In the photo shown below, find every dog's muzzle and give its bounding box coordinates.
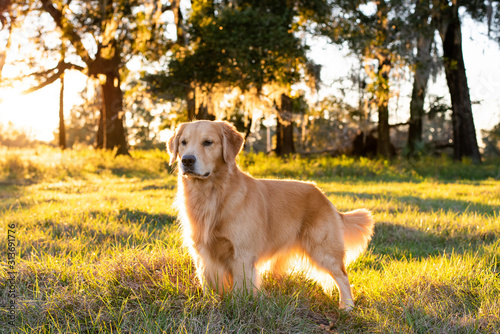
[181,155,211,179]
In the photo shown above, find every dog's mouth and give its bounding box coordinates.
[182,171,211,179]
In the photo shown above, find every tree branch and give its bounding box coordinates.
[162,3,172,12]
[40,0,91,65]
[22,61,84,94]
[0,16,13,81]
[22,71,62,94]
[389,121,410,128]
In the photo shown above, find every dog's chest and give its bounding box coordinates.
[183,185,223,246]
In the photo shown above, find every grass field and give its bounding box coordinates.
[1,146,499,333]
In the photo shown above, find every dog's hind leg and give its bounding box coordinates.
[269,254,290,278]
[302,230,355,310]
[268,247,303,278]
[314,251,354,310]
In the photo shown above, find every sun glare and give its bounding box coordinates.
[0,71,86,142]
[0,86,60,141]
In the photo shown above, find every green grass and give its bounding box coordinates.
[1,147,499,333]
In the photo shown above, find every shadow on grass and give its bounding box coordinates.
[0,192,63,213]
[18,210,178,258]
[368,221,498,262]
[71,209,176,227]
[141,184,176,191]
[0,185,23,211]
[331,191,500,216]
[395,194,499,216]
[116,209,176,226]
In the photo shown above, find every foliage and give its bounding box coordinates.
[2,0,184,154]
[0,146,173,183]
[2,0,500,160]
[296,96,363,153]
[145,0,328,123]
[460,0,500,44]
[323,0,412,157]
[491,1,500,43]
[423,95,452,139]
[0,0,14,79]
[64,86,100,148]
[0,122,40,147]
[123,78,170,149]
[177,0,306,91]
[19,0,175,70]
[0,148,499,333]
[482,121,500,157]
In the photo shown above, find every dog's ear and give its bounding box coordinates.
[220,121,244,164]
[167,123,186,165]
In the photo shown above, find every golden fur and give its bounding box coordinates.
[168,120,374,310]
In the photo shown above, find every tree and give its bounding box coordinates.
[324,1,498,161]
[325,0,408,158]
[431,0,495,163]
[0,0,13,80]
[399,0,500,161]
[124,79,169,149]
[58,71,66,149]
[15,0,182,155]
[275,94,295,155]
[407,0,435,154]
[65,85,100,148]
[146,0,328,155]
[481,121,500,157]
[298,95,362,154]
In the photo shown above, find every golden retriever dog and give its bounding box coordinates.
[168,120,374,310]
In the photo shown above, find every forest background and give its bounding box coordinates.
[1,0,500,162]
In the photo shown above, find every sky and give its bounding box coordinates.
[0,10,499,145]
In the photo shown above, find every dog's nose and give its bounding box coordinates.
[181,155,196,167]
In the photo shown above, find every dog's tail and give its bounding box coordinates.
[340,209,375,265]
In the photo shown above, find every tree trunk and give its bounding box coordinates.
[275,118,282,155]
[185,86,216,121]
[407,38,432,153]
[196,103,215,120]
[275,94,295,156]
[171,0,187,46]
[0,21,13,81]
[187,87,196,121]
[438,5,481,163]
[377,57,392,158]
[408,2,433,154]
[377,103,391,157]
[96,71,130,156]
[243,115,252,149]
[59,73,66,149]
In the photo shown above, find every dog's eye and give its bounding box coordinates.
[202,140,213,147]
[181,139,187,146]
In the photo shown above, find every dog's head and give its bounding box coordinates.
[167,121,244,179]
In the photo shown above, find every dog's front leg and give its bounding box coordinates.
[203,264,230,294]
[189,249,209,293]
[231,258,258,294]
[197,248,231,294]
